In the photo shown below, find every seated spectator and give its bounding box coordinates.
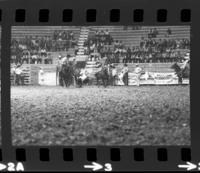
[43,53,52,64]
[167,28,172,35]
[11,55,16,64]
[53,30,58,40]
[95,30,99,37]
[22,50,30,64]
[152,28,159,38]
[40,48,47,56]
[148,29,153,38]
[119,41,123,49]
[58,31,63,41]
[30,53,38,64]
[100,34,106,43]
[148,53,153,62]
[69,31,74,40]
[99,30,105,37]
[114,40,120,49]
[89,42,96,53]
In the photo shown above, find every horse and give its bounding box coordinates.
[56,62,74,87]
[171,61,190,84]
[95,66,110,87]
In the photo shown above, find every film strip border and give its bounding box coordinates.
[0,0,200,171]
[0,147,192,162]
[0,147,194,171]
[0,8,192,23]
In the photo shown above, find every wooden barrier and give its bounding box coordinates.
[11,65,39,85]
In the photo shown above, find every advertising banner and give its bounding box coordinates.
[149,72,178,85]
[39,70,57,86]
[127,72,189,85]
[128,73,139,86]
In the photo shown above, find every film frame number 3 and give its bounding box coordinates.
[84,162,112,171]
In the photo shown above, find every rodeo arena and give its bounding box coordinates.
[11,26,190,145]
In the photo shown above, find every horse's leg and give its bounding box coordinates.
[60,76,63,86]
[97,78,100,87]
[96,78,98,87]
[108,76,111,86]
[67,76,70,87]
[64,76,68,87]
[111,76,114,86]
[104,79,107,87]
[106,78,109,87]
[177,72,182,85]
[86,78,90,85]
[103,78,106,87]
[62,77,66,87]
[107,76,110,86]
[104,78,107,87]
[68,76,71,86]
[67,75,71,87]
[63,75,68,87]
[59,72,63,86]
[65,75,69,87]
[78,78,82,87]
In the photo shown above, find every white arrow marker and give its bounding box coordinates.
[178,162,197,171]
[0,163,7,171]
[84,162,103,171]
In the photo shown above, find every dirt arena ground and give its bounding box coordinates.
[11,85,190,146]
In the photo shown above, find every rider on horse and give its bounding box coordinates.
[171,53,190,84]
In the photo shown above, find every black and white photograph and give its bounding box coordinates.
[11,26,190,145]
[0,26,1,145]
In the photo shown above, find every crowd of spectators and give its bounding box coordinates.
[84,29,114,54]
[53,30,75,41]
[147,28,159,38]
[123,26,142,30]
[147,28,172,38]
[121,38,190,63]
[12,30,76,53]
[85,28,190,64]
[83,29,129,64]
[11,48,53,65]
[11,27,190,65]
[11,30,77,64]
[102,38,190,64]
